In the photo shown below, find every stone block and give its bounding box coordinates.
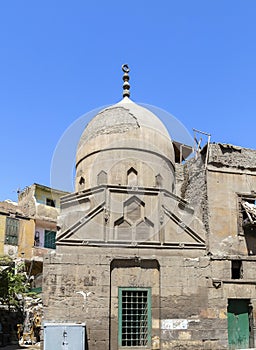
[88,340,107,350]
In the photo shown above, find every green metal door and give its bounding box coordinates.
[228,299,250,349]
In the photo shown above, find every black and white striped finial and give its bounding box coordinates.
[122,64,130,98]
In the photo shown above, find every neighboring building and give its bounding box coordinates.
[18,183,68,253]
[0,183,68,346]
[0,200,33,259]
[43,66,256,349]
[0,183,68,288]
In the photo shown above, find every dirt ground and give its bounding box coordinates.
[0,345,39,350]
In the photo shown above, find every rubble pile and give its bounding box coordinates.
[18,296,42,347]
[242,201,256,225]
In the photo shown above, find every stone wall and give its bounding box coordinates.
[43,246,233,349]
[43,143,256,349]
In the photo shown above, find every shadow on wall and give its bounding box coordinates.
[244,226,256,255]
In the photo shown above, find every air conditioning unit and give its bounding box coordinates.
[43,323,86,350]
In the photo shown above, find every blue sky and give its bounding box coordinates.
[1,1,256,201]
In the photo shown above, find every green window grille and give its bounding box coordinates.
[44,230,56,249]
[118,287,151,347]
[5,217,19,245]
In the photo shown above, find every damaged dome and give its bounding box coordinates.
[75,65,175,192]
[76,96,174,167]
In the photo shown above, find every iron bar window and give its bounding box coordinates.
[118,287,151,347]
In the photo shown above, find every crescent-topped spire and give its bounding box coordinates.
[122,64,130,98]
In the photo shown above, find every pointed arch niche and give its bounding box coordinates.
[97,170,107,185]
[114,196,154,243]
[127,167,138,186]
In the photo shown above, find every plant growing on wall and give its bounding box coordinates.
[0,256,29,310]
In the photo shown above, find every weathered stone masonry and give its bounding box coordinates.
[43,90,256,349]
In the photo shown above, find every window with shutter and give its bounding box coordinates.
[44,230,56,249]
[5,217,19,245]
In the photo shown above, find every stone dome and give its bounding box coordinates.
[75,97,175,192]
[77,97,174,162]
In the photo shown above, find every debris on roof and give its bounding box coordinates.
[242,201,256,225]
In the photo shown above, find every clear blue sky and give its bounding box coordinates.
[1,0,256,201]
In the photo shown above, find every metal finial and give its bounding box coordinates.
[122,64,130,98]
